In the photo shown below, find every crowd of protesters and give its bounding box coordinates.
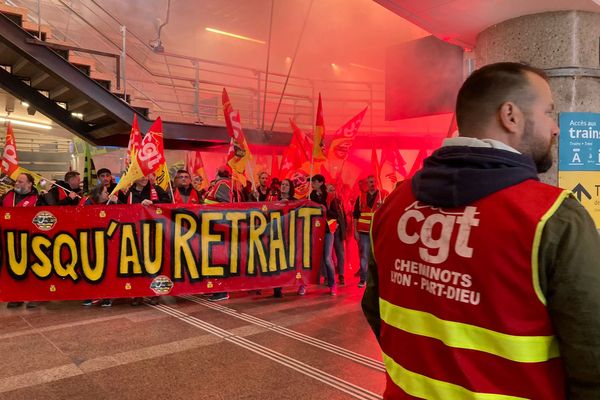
[0,165,389,307]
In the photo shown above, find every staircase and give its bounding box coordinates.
[0,3,289,149]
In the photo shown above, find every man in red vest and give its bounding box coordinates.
[353,175,387,288]
[1,172,39,208]
[2,173,40,308]
[173,169,202,204]
[362,62,600,399]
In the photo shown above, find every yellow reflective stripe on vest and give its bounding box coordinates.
[382,352,528,400]
[203,199,218,204]
[531,189,570,305]
[358,218,371,224]
[361,212,375,216]
[380,299,559,363]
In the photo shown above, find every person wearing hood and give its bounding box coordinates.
[362,62,600,399]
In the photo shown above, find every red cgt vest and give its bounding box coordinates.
[372,179,567,400]
[2,190,37,207]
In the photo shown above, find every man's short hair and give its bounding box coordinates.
[64,171,80,181]
[96,168,111,176]
[20,173,34,185]
[456,62,547,137]
[176,169,190,176]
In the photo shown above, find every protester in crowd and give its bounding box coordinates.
[307,174,336,296]
[79,182,119,205]
[327,184,347,285]
[125,174,170,305]
[362,62,600,399]
[1,172,40,207]
[353,175,387,287]
[173,169,202,205]
[125,174,171,205]
[251,171,271,201]
[192,175,207,200]
[272,178,296,298]
[204,166,238,204]
[204,166,237,301]
[270,177,281,200]
[81,183,116,307]
[41,171,82,206]
[96,167,125,203]
[2,173,41,309]
[353,179,367,278]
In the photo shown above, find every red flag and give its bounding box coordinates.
[111,117,167,196]
[312,93,327,161]
[186,151,209,190]
[1,122,19,179]
[280,118,311,179]
[329,107,367,163]
[126,114,142,168]
[371,147,382,190]
[380,147,408,187]
[138,118,166,176]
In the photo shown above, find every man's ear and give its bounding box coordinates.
[498,101,523,134]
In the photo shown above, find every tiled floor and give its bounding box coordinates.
[0,278,385,399]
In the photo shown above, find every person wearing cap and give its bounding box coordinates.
[96,167,126,203]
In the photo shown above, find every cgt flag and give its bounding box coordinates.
[110,118,167,196]
[329,107,367,163]
[280,118,311,179]
[1,122,19,180]
[1,122,44,184]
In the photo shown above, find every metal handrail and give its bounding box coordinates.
[10,0,391,134]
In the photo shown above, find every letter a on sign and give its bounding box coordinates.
[572,152,581,163]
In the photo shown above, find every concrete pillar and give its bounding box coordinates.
[476,10,600,185]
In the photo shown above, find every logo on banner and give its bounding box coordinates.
[32,211,57,231]
[150,275,174,295]
[138,142,162,171]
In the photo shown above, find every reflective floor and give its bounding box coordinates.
[0,276,385,400]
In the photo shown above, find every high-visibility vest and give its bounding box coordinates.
[2,190,37,207]
[371,179,567,399]
[204,179,233,204]
[173,186,200,204]
[356,190,386,233]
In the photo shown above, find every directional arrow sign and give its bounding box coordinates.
[572,183,592,201]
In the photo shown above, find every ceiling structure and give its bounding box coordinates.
[375,0,600,49]
[3,0,600,156]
